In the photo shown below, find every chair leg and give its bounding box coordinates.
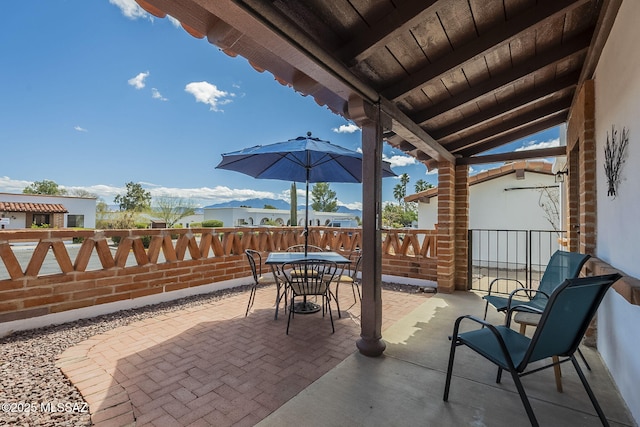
[286,295,294,335]
[577,348,592,371]
[483,299,490,321]
[571,356,610,426]
[509,370,540,427]
[326,293,335,333]
[333,282,342,318]
[245,285,257,317]
[443,336,459,401]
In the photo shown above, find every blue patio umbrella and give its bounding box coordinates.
[216,132,396,254]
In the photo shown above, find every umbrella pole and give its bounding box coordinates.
[304,171,309,257]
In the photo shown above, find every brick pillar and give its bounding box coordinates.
[454,164,469,290]
[567,148,580,251]
[567,79,597,256]
[437,162,456,293]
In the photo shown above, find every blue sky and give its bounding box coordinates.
[0,0,560,210]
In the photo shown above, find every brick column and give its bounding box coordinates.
[567,79,597,256]
[437,162,456,292]
[454,164,469,289]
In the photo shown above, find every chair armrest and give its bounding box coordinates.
[505,289,549,327]
[450,315,517,370]
[487,277,525,295]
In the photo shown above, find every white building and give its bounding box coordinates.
[406,161,558,231]
[203,206,357,227]
[0,192,96,229]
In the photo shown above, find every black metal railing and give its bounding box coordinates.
[468,229,567,293]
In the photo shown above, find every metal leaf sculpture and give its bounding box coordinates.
[604,126,629,198]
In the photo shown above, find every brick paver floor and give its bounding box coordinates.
[57,284,432,426]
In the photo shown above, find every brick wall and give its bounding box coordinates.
[567,79,597,255]
[0,254,251,323]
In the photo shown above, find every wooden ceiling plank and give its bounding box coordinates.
[430,71,578,139]
[446,97,571,152]
[457,146,567,165]
[336,0,440,64]
[382,0,589,101]
[458,113,567,157]
[410,30,591,124]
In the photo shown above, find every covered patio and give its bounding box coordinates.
[53,284,633,426]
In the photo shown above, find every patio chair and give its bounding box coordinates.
[326,250,362,318]
[444,273,621,427]
[282,259,338,334]
[482,250,591,321]
[244,249,278,317]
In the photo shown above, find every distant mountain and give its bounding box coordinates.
[205,198,361,217]
[205,198,290,210]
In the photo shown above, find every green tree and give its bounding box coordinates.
[23,179,67,195]
[382,203,417,228]
[114,182,151,212]
[69,189,97,198]
[310,182,338,212]
[414,179,433,193]
[151,196,198,227]
[393,183,406,205]
[290,182,297,226]
[263,204,277,209]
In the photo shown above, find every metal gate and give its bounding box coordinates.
[468,229,567,293]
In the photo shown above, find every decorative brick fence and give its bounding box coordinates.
[0,227,437,326]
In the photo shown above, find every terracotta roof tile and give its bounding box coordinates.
[0,202,68,213]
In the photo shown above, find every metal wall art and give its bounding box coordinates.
[604,125,629,199]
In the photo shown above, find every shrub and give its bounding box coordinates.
[202,220,223,228]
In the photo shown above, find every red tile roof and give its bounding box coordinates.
[0,202,68,213]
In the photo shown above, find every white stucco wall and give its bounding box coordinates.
[204,207,356,227]
[416,171,557,231]
[593,1,640,422]
[0,193,96,229]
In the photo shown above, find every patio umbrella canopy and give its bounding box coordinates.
[216,132,396,253]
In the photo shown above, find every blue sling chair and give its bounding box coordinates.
[483,250,591,321]
[444,273,622,427]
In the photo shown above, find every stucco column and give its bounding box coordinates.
[349,98,385,357]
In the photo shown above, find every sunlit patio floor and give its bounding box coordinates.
[57,285,635,427]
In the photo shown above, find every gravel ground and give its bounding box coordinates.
[0,282,430,426]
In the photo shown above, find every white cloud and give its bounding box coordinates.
[337,201,362,211]
[74,126,87,132]
[0,176,33,194]
[332,123,360,134]
[185,81,234,112]
[425,168,438,175]
[383,154,417,168]
[109,0,152,20]
[128,71,149,89]
[515,138,560,151]
[151,88,168,101]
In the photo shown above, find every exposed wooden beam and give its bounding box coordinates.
[445,97,572,152]
[458,113,567,157]
[336,0,439,65]
[380,99,455,163]
[235,0,453,163]
[429,72,578,140]
[382,0,589,101]
[408,31,591,124]
[457,146,567,165]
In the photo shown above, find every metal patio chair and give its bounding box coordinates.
[244,249,278,317]
[326,250,362,317]
[444,273,622,427]
[483,250,591,321]
[282,259,338,334]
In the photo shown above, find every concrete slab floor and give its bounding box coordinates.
[258,292,635,427]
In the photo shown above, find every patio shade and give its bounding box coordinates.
[216,132,396,253]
